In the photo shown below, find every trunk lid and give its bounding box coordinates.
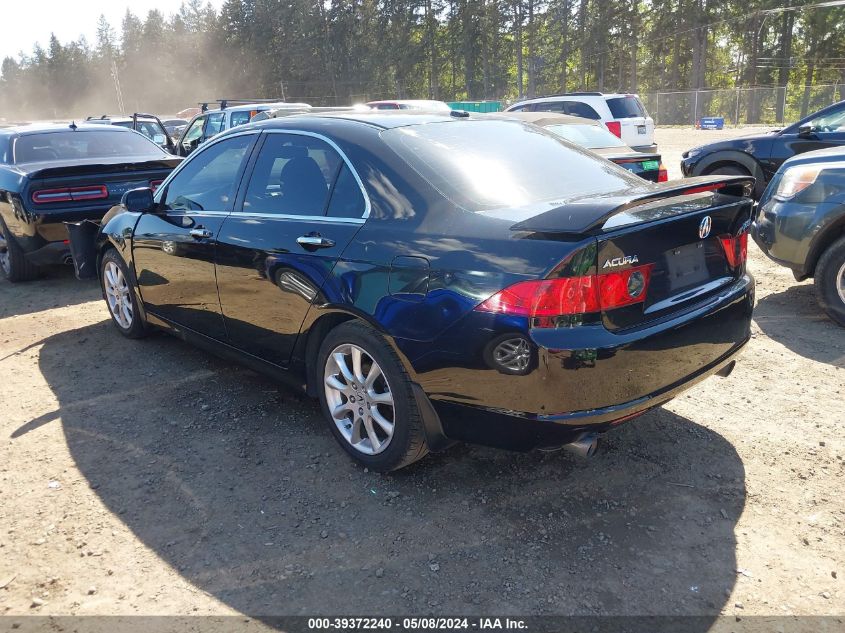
[596,193,752,330]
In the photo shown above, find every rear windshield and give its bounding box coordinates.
[14,130,162,163]
[606,96,646,118]
[544,123,627,149]
[380,120,640,212]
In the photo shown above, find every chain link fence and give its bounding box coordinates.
[642,84,844,126]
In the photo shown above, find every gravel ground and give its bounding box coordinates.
[0,127,843,624]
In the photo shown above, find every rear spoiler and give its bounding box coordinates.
[19,158,180,181]
[510,175,754,236]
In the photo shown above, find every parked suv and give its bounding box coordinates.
[752,145,845,326]
[177,100,312,156]
[505,93,657,153]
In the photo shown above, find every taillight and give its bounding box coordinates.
[605,121,622,138]
[150,179,164,192]
[657,164,668,182]
[31,185,108,204]
[475,264,654,327]
[720,232,748,268]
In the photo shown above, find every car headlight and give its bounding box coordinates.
[684,148,702,159]
[775,165,821,200]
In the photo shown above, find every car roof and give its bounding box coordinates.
[231,111,470,133]
[493,112,600,127]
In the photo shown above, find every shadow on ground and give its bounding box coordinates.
[0,267,100,319]
[754,284,845,367]
[23,321,746,622]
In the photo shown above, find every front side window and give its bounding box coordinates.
[241,133,341,216]
[381,119,640,212]
[162,134,254,212]
[204,112,226,138]
[805,104,845,133]
[14,130,162,163]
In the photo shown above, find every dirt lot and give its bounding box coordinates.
[0,127,843,625]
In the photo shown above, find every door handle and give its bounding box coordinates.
[296,235,335,249]
[189,228,213,239]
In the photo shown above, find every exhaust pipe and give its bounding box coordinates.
[62,255,74,266]
[563,432,600,458]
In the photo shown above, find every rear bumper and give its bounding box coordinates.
[428,274,754,451]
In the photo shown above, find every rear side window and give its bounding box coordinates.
[606,97,646,118]
[241,133,341,216]
[532,100,601,119]
[230,111,252,127]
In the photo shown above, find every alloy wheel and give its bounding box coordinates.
[104,261,133,329]
[493,337,531,372]
[324,343,395,455]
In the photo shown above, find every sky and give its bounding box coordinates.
[1,0,225,61]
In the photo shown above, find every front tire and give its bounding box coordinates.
[814,235,845,327]
[101,249,147,338]
[317,321,429,471]
[0,217,40,282]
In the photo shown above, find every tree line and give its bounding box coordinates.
[1,0,843,120]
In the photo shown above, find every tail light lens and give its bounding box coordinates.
[150,179,164,192]
[605,121,622,138]
[720,232,748,268]
[657,164,668,182]
[475,264,654,327]
[32,185,108,204]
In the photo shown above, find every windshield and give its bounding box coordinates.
[543,123,627,149]
[14,130,162,163]
[381,120,640,211]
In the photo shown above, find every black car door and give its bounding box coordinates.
[214,131,367,367]
[774,102,845,174]
[132,132,257,339]
[179,115,206,156]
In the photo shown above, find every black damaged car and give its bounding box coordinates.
[74,112,756,471]
[0,123,181,281]
[681,99,845,198]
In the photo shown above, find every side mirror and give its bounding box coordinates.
[122,187,156,213]
[798,124,815,138]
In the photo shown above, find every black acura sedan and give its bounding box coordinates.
[74,112,755,471]
[0,124,181,281]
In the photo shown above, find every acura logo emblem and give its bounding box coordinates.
[699,216,712,239]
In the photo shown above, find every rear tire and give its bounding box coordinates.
[100,249,147,338]
[814,235,845,327]
[317,321,429,472]
[0,217,40,282]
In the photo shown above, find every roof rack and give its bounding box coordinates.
[198,98,283,112]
